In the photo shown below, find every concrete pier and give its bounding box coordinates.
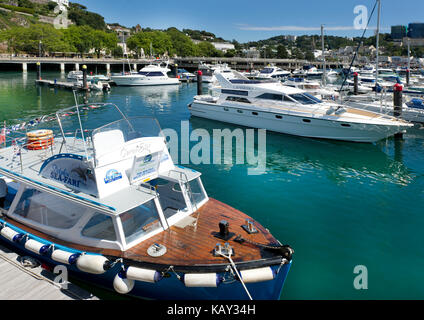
[0,243,98,300]
[22,63,27,73]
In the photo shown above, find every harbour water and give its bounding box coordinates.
[1,71,424,300]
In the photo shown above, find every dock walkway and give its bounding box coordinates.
[0,243,98,300]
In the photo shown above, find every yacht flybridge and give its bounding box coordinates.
[111,62,180,86]
[0,103,293,300]
[189,72,413,143]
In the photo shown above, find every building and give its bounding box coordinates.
[408,23,424,39]
[107,25,132,54]
[211,42,235,53]
[391,25,407,41]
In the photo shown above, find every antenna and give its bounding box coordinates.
[73,90,88,158]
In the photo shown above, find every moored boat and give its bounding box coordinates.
[189,71,413,143]
[0,103,293,300]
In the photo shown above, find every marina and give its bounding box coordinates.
[0,71,423,301]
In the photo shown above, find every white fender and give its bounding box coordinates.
[240,267,275,284]
[113,273,135,294]
[0,227,20,242]
[24,239,48,255]
[76,254,109,274]
[183,273,221,288]
[52,249,78,265]
[126,267,162,283]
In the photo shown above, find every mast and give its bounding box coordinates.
[375,0,381,93]
[321,25,326,86]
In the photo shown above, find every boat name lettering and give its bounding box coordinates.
[50,165,81,188]
[121,143,152,158]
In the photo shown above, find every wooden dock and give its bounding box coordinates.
[35,79,88,91]
[0,243,98,300]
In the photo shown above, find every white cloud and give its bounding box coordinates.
[236,24,389,32]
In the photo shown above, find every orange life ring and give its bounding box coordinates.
[26,130,54,150]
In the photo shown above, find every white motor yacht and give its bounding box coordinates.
[283,78,339,101]
[255,65,290,80]
[189,72,413,143]
[111,62,179,86]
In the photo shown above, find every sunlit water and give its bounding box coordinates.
[0,71,423,300]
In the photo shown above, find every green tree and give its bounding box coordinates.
[127,30,174,57]
[276,45,289,59]
[62,25,94,56]
[166,27,197,57]
[91,30,118,58]
[196,41,222,57]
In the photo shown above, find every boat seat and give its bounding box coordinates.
[93,129,125,167]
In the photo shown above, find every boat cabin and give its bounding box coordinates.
[0,105,208,252]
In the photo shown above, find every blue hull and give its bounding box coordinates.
[0,220,292,300]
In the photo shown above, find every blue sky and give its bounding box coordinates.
[76,0,424,42]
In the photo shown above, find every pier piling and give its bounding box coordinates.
[82,65,88,90]
[36,62,41,80]
[353,72,359,95]
[393,83,403,139]
[197,71,203,95]
[406,69,410,87]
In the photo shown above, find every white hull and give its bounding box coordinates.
[111,76,180,86]
[189,101,407,143]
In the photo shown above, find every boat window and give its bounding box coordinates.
[148,179,187,220]
[186,178,206,207]
[289,93,322,105]
[13,188,85,229]
[82,213,116,241]
[226,97,251,104]
[221,89,248,96]
[260,68,274,74]
[304,84,320,89]
[138,71,165,77]
[256,93,283,101]
[120,200,162,244]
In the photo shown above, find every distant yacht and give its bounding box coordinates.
[111,62,180,86]
[198,62,232,83]
[67,71,110,82]
[189,71,412,143]
[255,65,290,80]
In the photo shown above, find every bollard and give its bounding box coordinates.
[36,62,41,80]
[393,83,403,139]
[353,72,359,95]
[82,65,88,90]
[406,69,410,87]
[197,71,203,96]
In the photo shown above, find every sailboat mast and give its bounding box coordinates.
[321,25,326,86]
[375,0,381,92]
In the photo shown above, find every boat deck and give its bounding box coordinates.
[3,198,286,272]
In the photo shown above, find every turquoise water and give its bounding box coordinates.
[1,71,424,300]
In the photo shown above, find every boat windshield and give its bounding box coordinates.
[138,71,165,77]
[120,199,163,245]
[260,68,274,74]
[92,117,164,145]
[289,93,322,105]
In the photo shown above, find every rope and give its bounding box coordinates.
[339,0,378,93]
[218,251,253,301]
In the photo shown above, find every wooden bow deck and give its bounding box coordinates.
[3,198,285,272]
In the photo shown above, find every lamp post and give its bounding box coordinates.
[39,40,42,58]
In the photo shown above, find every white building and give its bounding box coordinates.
[51,0,69,7]
[211,42,235,53]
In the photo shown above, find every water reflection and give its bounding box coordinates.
[189,117,414,186]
